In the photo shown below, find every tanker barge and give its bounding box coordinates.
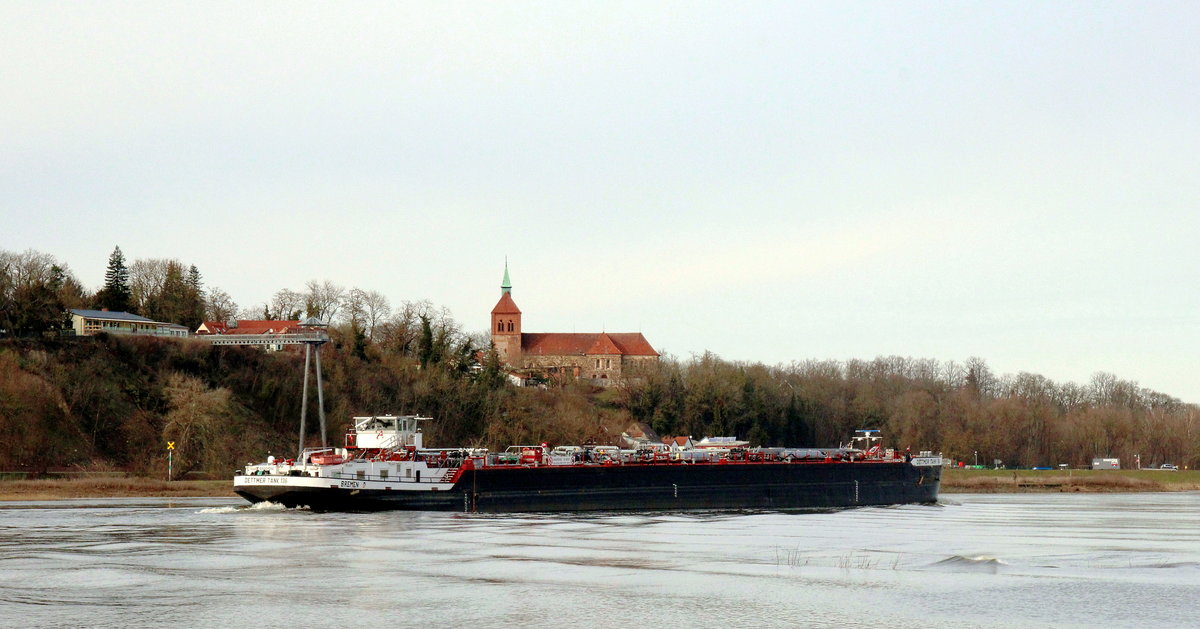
[233,415,942,512]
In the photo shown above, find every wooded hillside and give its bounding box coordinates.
[1,334,1196,477]
[3,245,1196,476]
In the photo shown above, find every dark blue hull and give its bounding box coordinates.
[236,461,941,512]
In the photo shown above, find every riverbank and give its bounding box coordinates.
[3,469,1198,501]
[941,468,1200,493]
[0,478,231,501]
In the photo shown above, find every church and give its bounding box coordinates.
[490,264,659,384]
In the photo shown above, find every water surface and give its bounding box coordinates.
[1,493,1197,628]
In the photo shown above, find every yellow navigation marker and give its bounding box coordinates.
[167,441,175,450]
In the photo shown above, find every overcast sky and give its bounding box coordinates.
[3,2,1197,401]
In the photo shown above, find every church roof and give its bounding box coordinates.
[587,333,622,355]
[521,332,658,357]
[606,333,659,356]
[491,292,522,315]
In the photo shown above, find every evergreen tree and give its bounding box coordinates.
[95,246,131,312]
[351,320,369,361]
[187,265,201,292]
[417,314,434,367]
[157,262,187,324]
[181,264,205,330]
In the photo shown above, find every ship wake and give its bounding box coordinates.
[198,501,310,514]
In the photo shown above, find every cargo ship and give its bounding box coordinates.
[233,415,942,512]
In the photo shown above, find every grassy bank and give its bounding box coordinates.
[942,468,1200,493]
[0,478,231,501]
[4,469,1198,502]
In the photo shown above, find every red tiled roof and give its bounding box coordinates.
[491,293,521,315]
[196,321,228,334]
[605,333,658,356]
[587,333,622,355]
[197,320,303,335]
[521,332,658,357]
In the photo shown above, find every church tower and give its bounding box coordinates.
[490,261,522,365]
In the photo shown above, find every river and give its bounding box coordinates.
[1,492,1197,628]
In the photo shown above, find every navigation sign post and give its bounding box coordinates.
[167,441,175,481]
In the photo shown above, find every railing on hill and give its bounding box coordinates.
[201,333,329,346]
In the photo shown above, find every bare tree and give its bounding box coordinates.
[0,249,88,335]
[128,258,170,316]
[343,287,368,325]
[376,299,435,355]
[237,306,264,320]
[205,287,238,323]
[362,289,391,341]
[161,373,235,478]
[2,249,54,286]
[342,287,392,339]
[303,280,345,323]
[269,289,304,320]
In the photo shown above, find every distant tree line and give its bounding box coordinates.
[1,246,235,335]
[0,250,88,337]
[2,246,1197,477]
[617,354,1199,470]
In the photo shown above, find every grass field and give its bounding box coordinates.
[942,468,1200,493]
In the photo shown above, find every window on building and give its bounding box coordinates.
[497,321,503,332]
[604,359,611,369]
[507,321,514,332]
[595,359,600,369]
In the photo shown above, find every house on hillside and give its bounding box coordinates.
[68,309,188,338]
[489,263,659,385]
[195,318,317,351]
[195,319,304,335]
[662,436,695,452]
[157,323,190,337]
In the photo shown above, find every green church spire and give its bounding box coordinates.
[501,258,512,295]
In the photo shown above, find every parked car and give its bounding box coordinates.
[1160,464,1178,471]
